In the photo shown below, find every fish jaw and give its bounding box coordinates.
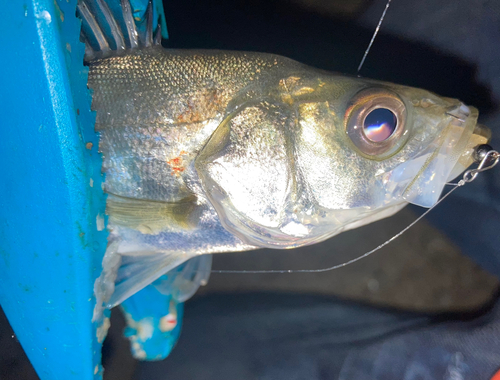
[396,103,481,207]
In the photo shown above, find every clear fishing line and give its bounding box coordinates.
[205,0,499,275]
[357,0,393,74]
[207,151,499,275]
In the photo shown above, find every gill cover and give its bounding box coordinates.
[195,101,297,248]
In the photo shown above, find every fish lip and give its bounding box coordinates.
[471,123,492,143]
[402,103,479,208]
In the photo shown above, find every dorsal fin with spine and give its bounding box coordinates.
[77,0,162,62]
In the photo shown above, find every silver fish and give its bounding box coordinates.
[81,0,490,307]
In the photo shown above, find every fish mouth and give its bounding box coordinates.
[402,103,490,208]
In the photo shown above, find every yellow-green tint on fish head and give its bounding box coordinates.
[195,72,483,248]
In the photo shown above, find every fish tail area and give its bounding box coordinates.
[105,252,212,308]
[77,0,163,62]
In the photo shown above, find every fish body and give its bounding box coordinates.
[82,1,489,306]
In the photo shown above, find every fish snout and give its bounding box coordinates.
[402,103,484,207]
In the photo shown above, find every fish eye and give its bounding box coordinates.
[345,88,407,158]
[363,108,397,142]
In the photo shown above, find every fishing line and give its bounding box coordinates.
[357,0,393,74]
[210,150,499,275]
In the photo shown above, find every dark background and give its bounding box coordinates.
[2,0,500,378]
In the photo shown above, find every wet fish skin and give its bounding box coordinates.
[89,47,481,251]
[90,48,299,203]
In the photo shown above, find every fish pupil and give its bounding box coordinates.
[363,108,397,142]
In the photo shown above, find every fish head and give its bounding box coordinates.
[195,73,490,248]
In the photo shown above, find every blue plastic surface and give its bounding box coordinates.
[0,0,180,376]
[0,0,107,378]
[121,282,184,360]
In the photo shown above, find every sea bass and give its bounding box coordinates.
[81,0,490,307]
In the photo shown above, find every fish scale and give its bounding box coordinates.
[89,48,296,203]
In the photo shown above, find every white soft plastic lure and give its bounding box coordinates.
[80,0,491,311]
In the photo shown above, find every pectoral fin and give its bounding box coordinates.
[108,252,212,307]
[106,194,199,234]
